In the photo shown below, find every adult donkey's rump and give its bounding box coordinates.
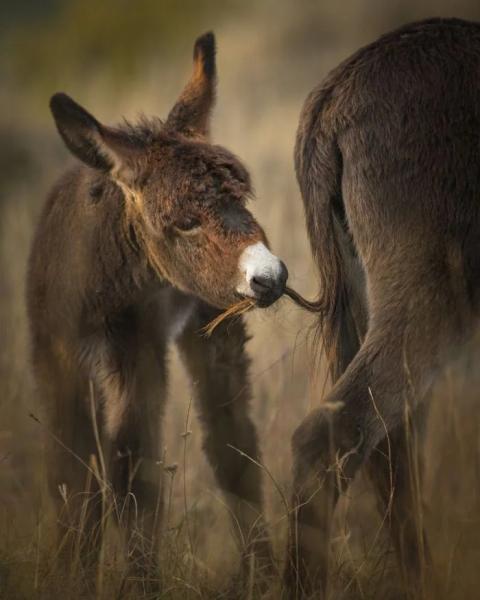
[27,32,287,580]
[287,17,480,598]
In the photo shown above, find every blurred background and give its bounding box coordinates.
[3,1,480,598]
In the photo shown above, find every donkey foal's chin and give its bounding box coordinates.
[237,241,288,308]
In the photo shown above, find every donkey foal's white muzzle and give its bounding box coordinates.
[236,242,288,307]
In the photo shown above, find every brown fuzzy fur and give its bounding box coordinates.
[27,32,273,582]
[287,18,480,598]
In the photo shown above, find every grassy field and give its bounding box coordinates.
[2,1,480,598]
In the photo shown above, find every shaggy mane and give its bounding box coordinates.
[117,115,165,146]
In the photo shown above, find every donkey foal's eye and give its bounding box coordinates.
[175,217,202,233]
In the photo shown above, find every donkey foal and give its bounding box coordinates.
[27,32,287,584]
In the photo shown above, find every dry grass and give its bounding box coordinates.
[200,287,320,338]
[3,2,480,599]
[202,299,256,337]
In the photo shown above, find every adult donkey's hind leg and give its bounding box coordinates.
[177,302,274,581]
[285,302,453,599]
[366,408,431,599]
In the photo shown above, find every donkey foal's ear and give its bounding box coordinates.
[50,93,113,170]
[193,31,216,80]
[50,93,138,185]
[166,31,217,138]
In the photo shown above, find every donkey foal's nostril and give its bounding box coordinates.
[251,276,274,294]
[252,276,272,289]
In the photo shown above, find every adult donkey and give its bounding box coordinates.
[27,32,287,578]
[286,17,480,598]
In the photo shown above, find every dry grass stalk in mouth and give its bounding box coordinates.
[201,298,255,336]
[202,286,321,337]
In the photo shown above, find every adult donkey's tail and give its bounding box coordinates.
[294,84,367,382]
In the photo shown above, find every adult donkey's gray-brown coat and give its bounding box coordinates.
[27,32,287,578]
[287,17,480,598]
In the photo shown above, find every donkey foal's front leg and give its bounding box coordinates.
[89,327,166,586]
[177,304,274,584]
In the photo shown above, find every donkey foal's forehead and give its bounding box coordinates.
[120,121,253,212]
[155,139,252,200]
[176,141,250,186]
